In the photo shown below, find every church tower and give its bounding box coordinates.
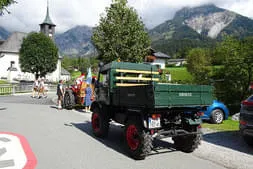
[39,0,63,82]
[40,0,56,41]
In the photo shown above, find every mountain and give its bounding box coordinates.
[149,4,253,57]
[0,26,10,40]
[2,4,253,57]
[55,25,95,57]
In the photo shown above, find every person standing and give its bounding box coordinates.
[57,80,64,110]
[37,78,46,99]
[31,78,39,98]
[84,83,92,112]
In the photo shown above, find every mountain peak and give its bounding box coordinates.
[149,4,253,56]
[55,25,94,57]
[174,4,225,21]
[173,4,236,38]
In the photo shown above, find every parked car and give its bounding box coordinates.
[239,94,253,146]
[201,100,229,124]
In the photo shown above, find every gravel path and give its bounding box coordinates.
[193,128,253,169]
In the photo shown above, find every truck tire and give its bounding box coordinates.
[210,109,224,124]
[124,120,153,160]
[243,135,253,146]
[91,107,109,138]
[173,128,201,153]
[64,90,75,110]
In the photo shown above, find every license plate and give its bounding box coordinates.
[148,117,161,129]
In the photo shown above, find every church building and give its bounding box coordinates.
[0,2,70,82]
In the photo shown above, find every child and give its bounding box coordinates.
[31,79,39,98]
[37,78,45,99]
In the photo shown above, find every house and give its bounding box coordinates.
[167,59,187,67]
[0,2,70,82]
[59,68,71,82]
[146,51,171,69]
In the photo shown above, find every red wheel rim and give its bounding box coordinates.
[126,125,140,150]
[92,113,100,132]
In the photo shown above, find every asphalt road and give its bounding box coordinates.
[0,94,250,169]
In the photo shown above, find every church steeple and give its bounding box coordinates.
[42,0,55,25]
[40,0,56,40]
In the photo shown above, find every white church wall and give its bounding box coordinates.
[0,52,36,81]
[61,75,71,82]
[0,52,19,79]
[0,52,64,82]
[46,59,61,82]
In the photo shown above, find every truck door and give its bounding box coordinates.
[96,70,110,105]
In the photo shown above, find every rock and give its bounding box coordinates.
[232,113,240,121]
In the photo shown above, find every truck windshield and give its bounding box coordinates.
[99,72,109,87]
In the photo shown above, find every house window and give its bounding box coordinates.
[10,61,15,67]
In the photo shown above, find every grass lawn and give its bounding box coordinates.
[202,116,239,131]
[71,71,82,80]
[71,71,97,80]
[71,67,193,82]
[0,80,8,84]
[165,67,193,82]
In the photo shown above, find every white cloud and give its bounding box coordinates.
[219,0,253,18]
[0,0,252,33]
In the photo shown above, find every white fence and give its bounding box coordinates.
[0,83,57,95]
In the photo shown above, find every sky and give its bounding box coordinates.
[0,0,253,33]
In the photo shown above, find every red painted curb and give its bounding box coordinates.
[0,132,37,169]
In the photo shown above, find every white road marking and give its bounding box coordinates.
[0,134,27,169]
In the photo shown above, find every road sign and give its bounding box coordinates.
[0,132,37,169]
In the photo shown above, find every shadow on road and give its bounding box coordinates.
[74,109,86,113]
[203,130,253,155]
[150,139,177,156]
[50,105,58,109]
[69,121,177,159]
[70,121,130,158]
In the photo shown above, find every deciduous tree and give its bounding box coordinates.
[0,0,16,15]
[92,0,150,63]
[19,32,58,78]
[214,36,253,109]
[186,48,211,84]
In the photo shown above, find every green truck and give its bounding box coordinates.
[91,61,213,159]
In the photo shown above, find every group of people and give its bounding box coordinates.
[31,71,95,111]
[31,78,48,99]
[74,73,95,112]
[56,73,96,111]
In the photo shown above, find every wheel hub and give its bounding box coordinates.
[92,113,100,132]
[215,111,223,123]
[126,125,140,150]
